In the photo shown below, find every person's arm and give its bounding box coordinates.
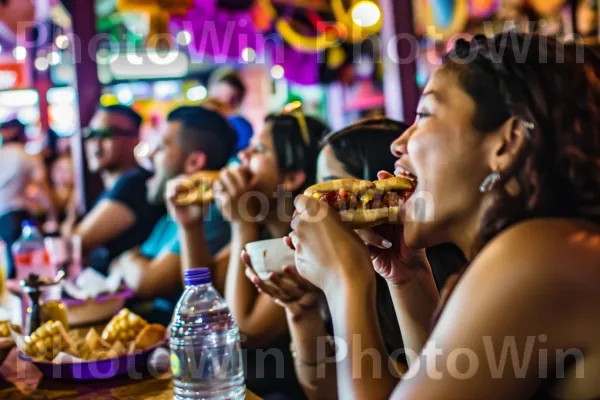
[225,222,288,349]
[287,308,338,400]
[215,167,289,349]
[74,199,136,253]
[355,227,440,368]
[386,267,440,366]
[114,249,182,298]
[391,221,579,399]
[177,225,230,295]
[179,224,213,276]
[323,220,582,400]
[244,258,338,399]
[212,244,230,295]
[325,271,400,400]
[166,177,229,294]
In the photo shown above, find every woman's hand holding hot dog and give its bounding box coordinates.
[288,171,439,370]
[355,171,430,288]
[288,171,430,290]
[287,194,374,292]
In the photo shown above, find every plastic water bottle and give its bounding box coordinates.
[12,221,54,281]
[169,268,245,400]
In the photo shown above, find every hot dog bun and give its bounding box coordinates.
[304,179,375,197]
[174,170,221,206]
[304,176,414,228]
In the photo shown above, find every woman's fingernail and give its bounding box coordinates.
[382,240,393,248]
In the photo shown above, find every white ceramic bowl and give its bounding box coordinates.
[245,239,296,280]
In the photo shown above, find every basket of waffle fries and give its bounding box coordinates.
[15,309,167,380]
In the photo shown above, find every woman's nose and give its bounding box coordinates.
[391,125,415,158]
[237,148,250,164]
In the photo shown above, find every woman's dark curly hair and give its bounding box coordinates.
[442,32,600,254]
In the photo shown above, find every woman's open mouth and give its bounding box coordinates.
[395,166,416,180]
[394,164,418,201]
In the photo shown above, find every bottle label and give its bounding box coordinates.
[170,351,182,378]
[14,250,55,281]
[169,343,244,381]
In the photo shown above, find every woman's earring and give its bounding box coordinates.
[479,171,501,193]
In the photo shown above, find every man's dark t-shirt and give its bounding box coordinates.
[89,167,165,273]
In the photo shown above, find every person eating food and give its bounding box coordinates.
[242,117,466,399]
[287,33,600,399]
[167,103,328,398]
[109,106,234,326]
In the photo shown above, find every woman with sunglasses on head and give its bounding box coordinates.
[287,33,600,399]
[168,104,328,398]
[244,117,466,399]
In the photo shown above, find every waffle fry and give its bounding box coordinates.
[134,324,167,351]
[0,321,21,337]
[101,308,148,344]
[23,321,75,361]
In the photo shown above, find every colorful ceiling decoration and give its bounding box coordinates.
[415,0,470,40]
[252,0,382,52]
[169,0,322,84]
[116,0,194,47]
[413,0,569,40]
[169,0,262,59]
[469,0,497,18]
[529,0,565,17]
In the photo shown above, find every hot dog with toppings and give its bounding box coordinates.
[304,176,415,228]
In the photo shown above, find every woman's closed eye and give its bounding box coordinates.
[251,143,267,154]
[415,111,431,120]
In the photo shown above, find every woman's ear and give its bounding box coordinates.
[183,151,207,174]
[490,117,528,174]
[282,171,307,192]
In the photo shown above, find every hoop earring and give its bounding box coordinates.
[479,171,501,193]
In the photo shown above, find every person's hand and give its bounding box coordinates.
[286,195,373,292]
[214,166,261,224]
[165,176,206,230]
[355,171,429,288]
[242,250,323,320]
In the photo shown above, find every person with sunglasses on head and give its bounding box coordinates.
[64,105,165,274]
[167,102,328,398]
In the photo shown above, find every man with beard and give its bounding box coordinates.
[67,105,165,273]
[109,106,234,325]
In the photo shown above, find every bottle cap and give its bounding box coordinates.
[21,220,36,229]
[184,268,211,286]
